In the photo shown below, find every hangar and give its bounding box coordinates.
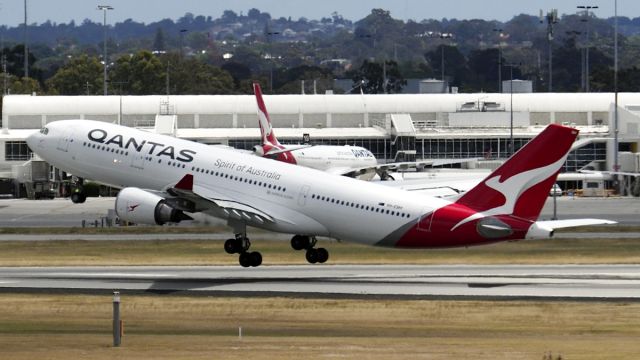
[2,92,640,197]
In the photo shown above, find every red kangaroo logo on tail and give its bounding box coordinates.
[253,82,296,164]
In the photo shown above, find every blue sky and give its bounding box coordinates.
[0,0,637,27]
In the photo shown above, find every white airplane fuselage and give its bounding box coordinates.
[29,120,450,246]
[280,144,378,175]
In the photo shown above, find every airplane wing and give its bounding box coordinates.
[377,177,482,198]
[339,158,481,179]
[579,170,640,177]
[264,144,312,156]
[166,174,277,225]
[536,218,617,229]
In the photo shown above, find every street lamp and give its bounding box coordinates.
[577,5,598,92]
[179,29,188,58]
[23,0,28,78]
[439,33,453,83]
[98,5,114,96]
[540,9,558,92]
[566,30,584,90]
[266,29,280,93]
[493,28,503,92]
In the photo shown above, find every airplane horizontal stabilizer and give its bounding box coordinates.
[536,218,617,229]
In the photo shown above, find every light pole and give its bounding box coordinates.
[439,33,453,83]
[566,30,584,90]
[504,63,520,157]
[179,29,188,58]
[540,9,558,92]
[614,0,620,193]
[98,5,113,96]
[23,0,28,78]
[493,28,503,92]
[577,5,598,92]
[266,29,280,93]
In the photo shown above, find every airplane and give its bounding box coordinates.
[252,83,473,180]
[26,120,615,267]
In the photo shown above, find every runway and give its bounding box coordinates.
[1,196,639,227]
[1,265,639,300]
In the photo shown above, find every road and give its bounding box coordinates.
[1,265,639,300]
[0,196,638,227]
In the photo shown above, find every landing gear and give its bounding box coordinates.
[70,191,87,204]
[224,232,262,267]
[70,177,86,204]
[291,235,329,264]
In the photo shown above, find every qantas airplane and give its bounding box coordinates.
[252,83,467,180]
[252,82,377,179]
[26,120,614,267]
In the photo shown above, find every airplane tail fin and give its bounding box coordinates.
[253,82,281,147]
[454,124,578,221]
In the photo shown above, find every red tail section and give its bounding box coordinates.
[252,82,296,164]
[253,82,281,147]
[390,124,579,249]
[455,124,578,221]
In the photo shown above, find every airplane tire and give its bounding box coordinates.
[239,252,252,268]
[291,235,309,250]
[71,192,87,204]
[305,248,318,264]
[316,248,329,263]
[250,252,262,267]
[224,239,237,254]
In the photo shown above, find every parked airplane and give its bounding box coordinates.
[27,121,614,267]
[252,83,471,180]
[252,82,377,179]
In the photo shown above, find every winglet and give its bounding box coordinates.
[175,174,193,191]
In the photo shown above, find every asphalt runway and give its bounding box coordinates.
[1,265,639,300]
[0,196,639,227]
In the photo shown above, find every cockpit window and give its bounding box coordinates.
[39,127,49,135]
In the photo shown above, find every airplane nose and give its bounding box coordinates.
[26,131,38,151]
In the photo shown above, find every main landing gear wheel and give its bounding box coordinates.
[70,192,87,204]
[224,234,262,267]
[239,251,262,268]
[291,235,329,264]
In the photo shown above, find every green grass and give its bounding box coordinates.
[0,294,639,360]
[1,235,640,266]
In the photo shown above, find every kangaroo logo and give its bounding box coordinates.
[451,154,568,230]
[127,204,140,212]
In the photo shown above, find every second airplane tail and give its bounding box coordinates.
[253,82,281,148]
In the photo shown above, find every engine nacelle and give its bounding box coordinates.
[253,145,266,157]
[115,187,192,225]
[525,222,554,240]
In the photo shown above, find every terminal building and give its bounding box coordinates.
[2,92,640,198]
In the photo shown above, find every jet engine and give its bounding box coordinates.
[115,187,192,225]
[253,145,266,157]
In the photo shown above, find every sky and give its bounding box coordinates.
[0,0,638,27]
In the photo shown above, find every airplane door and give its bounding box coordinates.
[130,153,146,170]
[56,128,74,152]
[417,208,435,232]
[298,185,310,207]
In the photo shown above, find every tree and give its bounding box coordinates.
[347,59,406,94]
[274,65,334,94]
[5,76,42,94]
[45,55,103,95]
[110,50,166,94]
[221,62,253,89]
[424,45,469,87]
[153,28,166,52]
[161,53,234,94]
